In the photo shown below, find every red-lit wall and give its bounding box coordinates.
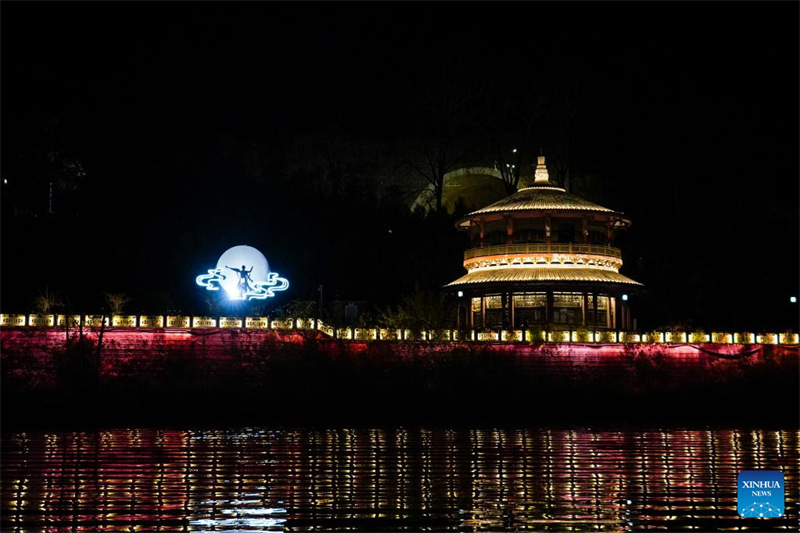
[1,327,796,391]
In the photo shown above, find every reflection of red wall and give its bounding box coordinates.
[1,328,796,390]
[3,427,798,531]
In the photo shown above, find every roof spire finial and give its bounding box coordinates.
[534,152,550,184]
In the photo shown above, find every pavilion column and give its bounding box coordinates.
[501,292,508,329]
[625,304,631,331]
[582,217,589,243]
[592,292,598,331]
[469,297,474,329]
[510,293,515,329]
[506,217,514,244]
[546,290,554,325]
[582,292,588,326]
[479,219,485,247]
[621,303,628,330]
[606,296,612,329]
[481,296,486,329]
[545,215,552,250]
[611,296,617,330]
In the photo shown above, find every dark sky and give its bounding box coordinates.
[1,2,798,329]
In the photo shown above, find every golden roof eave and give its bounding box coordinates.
[445,267,643,288]
[455,185,631,228]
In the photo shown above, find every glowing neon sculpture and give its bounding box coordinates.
[196,245,289,301]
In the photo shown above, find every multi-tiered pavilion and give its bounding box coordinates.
[446,156,641,330]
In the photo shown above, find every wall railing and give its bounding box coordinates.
[464,243,622,260]
[1,313,797,345]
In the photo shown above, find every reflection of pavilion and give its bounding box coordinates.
[6,428,797,530]
[446,155,642,330]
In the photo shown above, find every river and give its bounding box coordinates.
[2,427,797,531]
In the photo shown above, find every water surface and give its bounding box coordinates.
[2,428,798,531]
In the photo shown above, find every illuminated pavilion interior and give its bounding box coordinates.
[446,155,641,330]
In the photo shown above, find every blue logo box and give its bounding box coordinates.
[738,470,784,517]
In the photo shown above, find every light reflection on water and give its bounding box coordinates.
[1,428,798,531]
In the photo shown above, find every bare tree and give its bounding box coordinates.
[79,293,131,384]
[5,118,86,218]
[44,117,86,215]
[406,67,484,213]
[104,293,130,316]
[545,83,590,191]
[485,86,545,195]
[34,287,63,315]
[283,134,375,200]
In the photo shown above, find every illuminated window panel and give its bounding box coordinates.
[513,293,546,308]
[484,295,502,310]
[553,292,583,307]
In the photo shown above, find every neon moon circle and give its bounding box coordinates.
[195,245,289,301]
[216,245,269,299]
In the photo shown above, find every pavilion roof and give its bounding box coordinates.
[459,155,628,224]
[445,266,642,287]
[466,186,619,216]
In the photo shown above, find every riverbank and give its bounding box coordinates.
[2,328,797,429]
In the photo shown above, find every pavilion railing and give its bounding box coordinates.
[1,313,797,345]
[464,243,622,260]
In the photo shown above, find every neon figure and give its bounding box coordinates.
[226,264,254,299]
[197,246,290,301]
[196,269,224,291]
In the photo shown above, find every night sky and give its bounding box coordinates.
[2,2,798,330]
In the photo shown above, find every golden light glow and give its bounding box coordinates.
[245,316,269,329]
[464,252,623,273]
[512,293,546,308]
[112,315,137,327]
[219,317,243,328]
[354,328,377,340]
[139,315,164,328]
[0,313,796,345]
[28,314,55,327]
[317,320,336,337]
[665,331,687,343]
[0,314,26,326]
[756,333,777,344]
[447,267,642,286]
[166,316,190,328]
[464,242,622,260]
[296,318,315,330]
[191,317,217,328]
[271,318,294,329]
[533,155,551,183]
[82,315,109,327]
[56,314,81,327]
[465,187,618,216]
